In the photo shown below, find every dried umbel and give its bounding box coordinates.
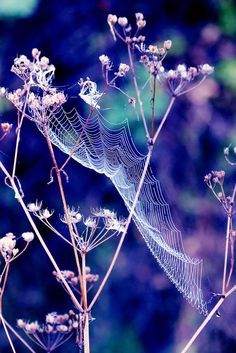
[53,267,99,293]
[11,49,55,88]
[0,233,17,260]
[17,311,80,351]
[156,63,214,96]
[0,231,34,262]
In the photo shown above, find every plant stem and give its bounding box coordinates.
[222,214,231,294]
[0,161,83,312]
[1,315,17,353]
[0,263,10,317]
[181,285,236,353]
[12,87,30,178]
[42,124,86,306]
[151,75,157,139]
[88,144,153,311]
[222,184,236,293]
[82,252,90,353]
[153,96,175,144]
[127,44,150,140]
[3,317,37,353]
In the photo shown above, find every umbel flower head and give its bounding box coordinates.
[59,206,126,253]
[0,233,17,260]
[17,311,79,352]
[156,63,214,96]
[11,48,55,88]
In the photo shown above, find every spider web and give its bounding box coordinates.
[38,107,208,315]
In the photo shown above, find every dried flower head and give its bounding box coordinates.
[99,54,110,66]
[21,232,34,242]
[118,17,128,27]
[107,14,117,25]
[17,311,79,352]
[116,63,130,77]
[0,233,16,260]
[1,122,12,134]
[156,63,214,96]
[11,50,55,88]
[38,208,54,219]
[27,200,42,213]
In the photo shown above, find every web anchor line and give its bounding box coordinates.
[37,107,208,316]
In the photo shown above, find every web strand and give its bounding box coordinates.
[37,107,208,315]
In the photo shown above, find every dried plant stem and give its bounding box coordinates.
[42,124,86,306]
[2,317,36,353]
[226,238,235,290]
[0,315,17,353]
[12,87,30,178]
[0,263,10,316]
[181,285,236,353]
[151,75,157,138]
[0,161,83,312]
[223,183,236,292]
[127,44,150,139]
[153,96,175,144]
[82,252,90,353]
[88,144,153,311]
[222,214,231,294]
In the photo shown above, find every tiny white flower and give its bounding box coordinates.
[27,200,42,212]
[12,248,19,256]
[0,87,6,96]
[84,217,96,228]
[177,64,186,73]
[22,232,34,242]
[99,54,110,66]
[17,319,25,328]
[38,208,54,219]
[200,63,214,75]
[0,233,16,258]
[167,69,176,79]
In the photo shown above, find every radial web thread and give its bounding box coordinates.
[39,107,208,315]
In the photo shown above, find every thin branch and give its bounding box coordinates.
[12,87,30,178]
[127,43,150,140]
[181,285,236,353]
[153,96,176,144]
[222,183,236,293]
[151,75,157,139]
[3,317,37,353]
[0,263,10,316]
[1,315,17,353]
[42,123,86,306]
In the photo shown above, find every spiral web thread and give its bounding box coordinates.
[39,107,208,315]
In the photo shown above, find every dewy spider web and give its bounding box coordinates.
[38,107,208,315]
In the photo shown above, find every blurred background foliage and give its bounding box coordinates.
[0,0,236,352]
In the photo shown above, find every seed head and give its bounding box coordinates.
[164,40,172,50]
[118,17,128,27]
[99,54,110,66]
[1,122,12,133]
[107,14,117,25]
[22,232,34,242]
